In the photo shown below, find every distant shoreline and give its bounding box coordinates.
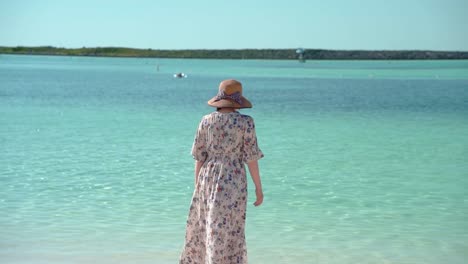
[1,46,468,60]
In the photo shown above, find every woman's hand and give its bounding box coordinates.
[247,160,263,206]
[254,188,263,206]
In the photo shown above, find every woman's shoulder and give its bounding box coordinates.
[238,113,254,121]
[200,111,254,123]
[199,112,223,124]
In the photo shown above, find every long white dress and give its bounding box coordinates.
[180,111,264,264]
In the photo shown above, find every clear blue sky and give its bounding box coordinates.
[1,0,467,51]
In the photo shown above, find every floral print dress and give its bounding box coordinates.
[180,111,264,264]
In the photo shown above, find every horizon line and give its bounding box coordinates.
[1,45,468,53]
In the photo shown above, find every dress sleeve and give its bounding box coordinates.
[243,117,264,163]
[191,118,208,162]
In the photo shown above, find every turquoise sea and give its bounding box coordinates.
[1,54,467,264]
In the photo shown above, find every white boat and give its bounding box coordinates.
[173,72,187,78]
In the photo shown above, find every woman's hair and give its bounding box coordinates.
[217,107,239,111]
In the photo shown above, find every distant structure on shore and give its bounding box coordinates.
[296,48,306,63]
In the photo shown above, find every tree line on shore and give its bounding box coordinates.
[1,46,467,60]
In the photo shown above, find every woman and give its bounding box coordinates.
[180,79,264,264]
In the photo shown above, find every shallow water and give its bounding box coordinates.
[1,55,467,263]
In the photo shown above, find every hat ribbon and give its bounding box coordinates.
[214,91,243,105]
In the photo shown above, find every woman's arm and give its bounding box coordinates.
[194,160,204,187]
[247,160,263,206]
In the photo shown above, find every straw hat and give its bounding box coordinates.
[207,79,252,108]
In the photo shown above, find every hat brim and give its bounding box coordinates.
[207,96,252,108]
